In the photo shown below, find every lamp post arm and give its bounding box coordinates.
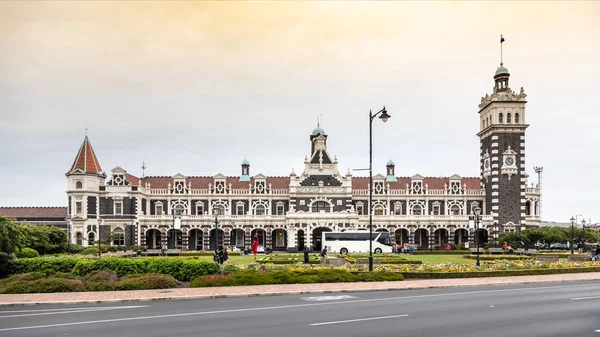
[370,107,387,121]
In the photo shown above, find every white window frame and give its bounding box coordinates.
[75,201,83,215]
[155,202,164,215]
[394,202,402,216]
[196,204,204,215]
[374,205,384,216]
[356,202,364,215]
[75,181,83,189]
[412,205,422,216]
[276,202,285,215]
[113,228,124,246]
[432,202,441,216]
[236,203,245,215]
[114,201,123,216]
[255,205,266,216]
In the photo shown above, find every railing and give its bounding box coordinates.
[146,188,289,196]
[352,189,486,196]
[525,187,540,194]
[105,186,132,192]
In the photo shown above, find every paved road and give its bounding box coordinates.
[1,281,599,337]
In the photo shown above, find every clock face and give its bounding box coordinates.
[505,157,515,166]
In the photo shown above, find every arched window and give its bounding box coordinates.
[515,113,519,123]
[75,232,83,245]
[88,232,95,245]
[75,181,83,189]
[374,206,384,215]
[450,205,461,215]
[311,201,330,212]
[412,205,422,215]
[113,228,124,246]
[255,205,266,215]
[499,113,504,123]
[213,205,225,215]
[507,113,512,123]
[174,204,185,216]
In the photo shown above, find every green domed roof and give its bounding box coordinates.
[387,159,395,166]
[495,64,509,75]
[312,126,325,135]
[241,158,250,166]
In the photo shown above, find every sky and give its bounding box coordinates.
[1,1,599,224]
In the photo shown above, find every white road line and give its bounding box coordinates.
[0,305,148,314]
[570,295,600,301]
[311,314,408,326]
[0,306,149,319]
[0,283,595,332]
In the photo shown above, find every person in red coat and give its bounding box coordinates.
[252,235,259,260]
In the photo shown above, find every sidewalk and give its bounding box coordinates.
[2,272,600,306]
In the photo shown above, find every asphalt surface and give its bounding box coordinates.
[1,281,599,337]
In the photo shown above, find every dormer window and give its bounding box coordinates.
[374,182,384,195]
[174,181,186,194]
[450,182,461,194]
[76,181,83,190]
[412,182,423,194]
[255,181,266,194]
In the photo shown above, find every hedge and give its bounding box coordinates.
[413,250,470,255]
[180,251,244,257]
[399,267,600,279]
[9,257,221,281]
[190,269,404,287]
[256,254,321,265]
[462,255,533,261]
[336,254,422,265]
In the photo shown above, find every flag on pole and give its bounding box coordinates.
[500,35,505,43]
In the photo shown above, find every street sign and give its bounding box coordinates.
[174,217,181,230]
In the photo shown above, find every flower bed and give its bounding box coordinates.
[337,254,422,264]
[256,254,322,265]
[463,255,533,261]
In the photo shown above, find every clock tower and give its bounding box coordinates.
[477,61,529,231]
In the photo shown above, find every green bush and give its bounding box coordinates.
[399,267,600,280]
[16,248,39,258]
[8,257,80,275]
[222,264,241,274]
[80,247,100,255]
[355,272,404,282]
[66,244,85,254]
[130,245,143,252]
[72,258,147,278]
[296,275,319,284]
[107,246,118,253]
[115,274,180,290]
[0,277,85,294]
[337,254,422,264]
[82,270,118,291]
[0,252,16,278]
[53,272,77,279]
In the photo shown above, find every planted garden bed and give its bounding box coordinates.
[337,254,422,264]
[256,254,321,265]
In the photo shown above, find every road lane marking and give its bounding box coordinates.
[0,283,595,332]
[0,306,148,314]
[311,314,408,326]
[302,295,357,301]
[571,295,600,301]
[0,306,149,318]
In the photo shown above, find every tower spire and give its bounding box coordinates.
[67,133,104,176]
[141,160,147,178]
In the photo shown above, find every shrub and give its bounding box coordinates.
[0,277,85,294]
[53,272,77,279]
[16,248,39,259]
[222,264,241,274]
[72,258,147,278]
[0,252,16,278]
[8,257,80,275]
[130,245,143,252]
[107,246,118,253]
[81,247,100,255]
[355,272,404,282]
[81,270,118,291]
[115,274,180,290]
[190,274,234,287]
[296,275,319,284]
[66,244,85,254]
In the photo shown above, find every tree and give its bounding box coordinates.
[0,217,27,254]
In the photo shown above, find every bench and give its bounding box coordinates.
[322,257,346,266]
[527,249,538,255]
[144,249,162,256]
[488,248,504,254]
[567,255,590,262]
[470,248,485,254]
[355,258,381,265]
[535,254,559,262]
[117,250,136,258]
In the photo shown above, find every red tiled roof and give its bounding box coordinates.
[0,207,68,219]
[352,176,481,190]
[68,136,102,175]
[126,173,140,185]
[140,176,290,189]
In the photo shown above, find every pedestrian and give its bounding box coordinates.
[213,249,219,263]
[446,244,451,251]
[303,247,310,264]
[221,247,229,264]
[396,243,401,254]
[252,235,259,261]
[320,246,328,258]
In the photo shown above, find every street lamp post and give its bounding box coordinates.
[581,219,587,252]
[368,106,391,272]
[570,216,575,255]
[214,214,219,251]
[473,206,482,267]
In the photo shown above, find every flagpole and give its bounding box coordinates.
[500,36,503,65]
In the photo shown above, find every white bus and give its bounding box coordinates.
[322,231,393,254]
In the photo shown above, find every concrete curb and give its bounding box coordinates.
[2,275,599,307]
